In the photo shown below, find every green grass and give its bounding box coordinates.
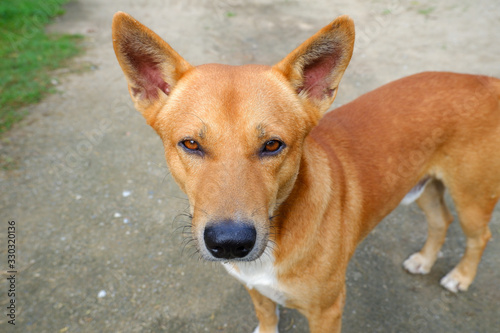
[0,0,83,134]
[418,7,435,16]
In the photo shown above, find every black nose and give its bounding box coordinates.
[204,221,257,260]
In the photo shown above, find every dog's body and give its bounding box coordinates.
[112,12,500,333]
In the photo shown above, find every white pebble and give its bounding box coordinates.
[122,190,131,197]
[97,290,106,298]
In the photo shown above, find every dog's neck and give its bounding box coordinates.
[272,136,351,267]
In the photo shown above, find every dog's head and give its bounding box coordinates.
[112,12,354,262]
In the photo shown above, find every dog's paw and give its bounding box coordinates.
[440,269,471,292]
[403,252,432,274]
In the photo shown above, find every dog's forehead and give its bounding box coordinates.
[185,63,290,107]
[163,63,304,137]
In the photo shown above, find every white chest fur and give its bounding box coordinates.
[222,253,287,305]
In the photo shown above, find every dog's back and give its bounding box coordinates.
[314,72,500,217]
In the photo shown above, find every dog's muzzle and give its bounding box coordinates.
[203,220,257,260]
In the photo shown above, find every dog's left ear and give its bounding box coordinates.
[273,16,355,115]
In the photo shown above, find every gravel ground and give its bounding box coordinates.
[1,0,499,332]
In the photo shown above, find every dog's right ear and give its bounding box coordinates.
[112,12,192,126]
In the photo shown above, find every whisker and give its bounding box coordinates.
[173,224,190,234]
[165,195,189,202]
[188,248,202,261]
[182,238,198,255]
[171,215,192,231]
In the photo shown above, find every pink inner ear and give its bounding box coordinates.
[301,56,336,100]
[122,35,171,100]
[137,60,171,100]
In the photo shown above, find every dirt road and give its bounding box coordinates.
[1,0,499,332]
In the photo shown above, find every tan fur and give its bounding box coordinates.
[112,11,500,332]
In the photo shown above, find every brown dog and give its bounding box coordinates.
[112,12,500,333]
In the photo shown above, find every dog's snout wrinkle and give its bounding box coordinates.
[204,220,257,260]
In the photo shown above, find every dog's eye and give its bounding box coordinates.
[265,140,281,152]
[182,140,199,150]
[261,140,285,156]
[179,139,203,156]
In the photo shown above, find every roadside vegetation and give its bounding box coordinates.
[0,0,83,133]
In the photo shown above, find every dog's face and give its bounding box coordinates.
[155,64,312,261]
[112,12,354,261]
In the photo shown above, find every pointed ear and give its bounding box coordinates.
[112,12,193,125]
[273,16,355,115]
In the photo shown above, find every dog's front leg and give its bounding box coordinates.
[246,287,279,333]
[306,285,346,333]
